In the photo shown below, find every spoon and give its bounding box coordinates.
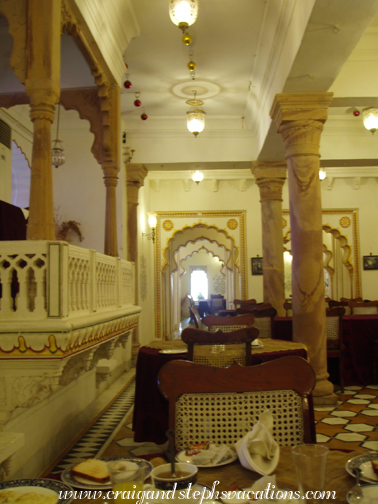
[349,467,363,502]
[166,429,176,477]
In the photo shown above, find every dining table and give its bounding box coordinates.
[70,446,361,503]
[273,314,378,385]
[132,338,308,445]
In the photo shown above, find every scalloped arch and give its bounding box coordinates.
[0,4,27,86]
[162,223,238,274]
[175,240,230,277]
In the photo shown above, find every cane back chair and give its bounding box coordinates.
[250,305,277,339]
[326,307,346,393]
[202,313,255,332]
[181,326,259,367]
[158,356,316,451]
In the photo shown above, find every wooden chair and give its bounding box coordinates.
[202,313,255,332]
[251,306,277,339]
[349,300,378,315]
[189,305,202,329]
[326,307,346,393]
[233,299,256,311]
[181,326,259,367]
[283,301,292,317]
[158,356,316,451]
[209,295,226,314]
[329,298,362,314]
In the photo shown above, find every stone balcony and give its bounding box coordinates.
[0,241,140,477]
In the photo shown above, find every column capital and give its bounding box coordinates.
[126,164,148,187]
[270,92,334,128]
[102,162,119,187]
[252,161,286,202]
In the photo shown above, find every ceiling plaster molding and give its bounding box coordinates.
[147,170,254,182]
[125,129,253,140]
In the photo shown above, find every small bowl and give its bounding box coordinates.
[150,462,197,491]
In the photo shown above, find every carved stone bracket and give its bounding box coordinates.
[0,0,27,85]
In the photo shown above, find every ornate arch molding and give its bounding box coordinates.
[282,208,360,298]
[163,224,237,274]
[175,241,230,278]
[0,1,27,85]
[62,0,119,168]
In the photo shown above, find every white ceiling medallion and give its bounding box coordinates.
[172,80,220,100]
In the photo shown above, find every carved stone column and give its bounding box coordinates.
[271,92,336,404]
[101,85,121,257]
[252,162,286,316]
[126,164,148,358]
[24,0,61,240]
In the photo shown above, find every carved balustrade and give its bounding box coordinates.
[0,241,140,424]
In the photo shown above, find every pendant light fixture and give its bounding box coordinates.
[51,103,65,168]
[169,0,198,33]
[362,107,378,134]
[186,91,205,137]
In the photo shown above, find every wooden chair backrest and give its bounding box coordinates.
[189,305,202,329]
[349,300,378,315]
[158,357,316,450]
[250,306,277,338]
[202,313,255,332]
[233,299,257,311]
[181,325,259,367]
[325,307,345,347]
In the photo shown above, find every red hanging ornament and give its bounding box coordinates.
[353,110,360,117]
[134,99,142,107]
[141,113,148,120]
[124,79,132,89]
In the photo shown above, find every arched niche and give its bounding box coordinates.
[283,223,355,300]
[155,212,246,340]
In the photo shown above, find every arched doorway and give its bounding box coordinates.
[154,212,246,339]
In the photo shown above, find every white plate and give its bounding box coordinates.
[61,457,153,490]
[176,449,238,468]
[0,478,73,504]
[159,349,187,354]
[346,452,378,484]
[347,483,378,503]
[252,339,263,347]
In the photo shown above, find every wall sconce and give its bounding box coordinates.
[143,214,157,243]
[192,170,204,184]
[319,167,326,180]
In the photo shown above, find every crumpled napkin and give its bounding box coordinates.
[235,410,280,475]
[186,444,235,465]
[221,476,277,504]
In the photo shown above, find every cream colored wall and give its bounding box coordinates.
[147,176,264,305]
[52,109,124,255]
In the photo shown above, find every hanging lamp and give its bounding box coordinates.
[169,0,198,33]
[186,92,205,137]
[51,103,65,168]
[362,107,378,134]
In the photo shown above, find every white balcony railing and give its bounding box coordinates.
[0,241,135,321]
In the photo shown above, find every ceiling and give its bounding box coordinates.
[2,1,378,172]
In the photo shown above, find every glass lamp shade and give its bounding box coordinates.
[319,167,326,180]
[192,170,204,184]
[169,0,198,30]
[362,107,378,133]
[51,140,65,168]
[148,215,157,229]
[187,109,205,137]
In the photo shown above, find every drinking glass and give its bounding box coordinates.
[107,460,146,504]
[292,444,329,504]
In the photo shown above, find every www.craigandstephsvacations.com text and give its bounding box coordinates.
[58,481,337,501]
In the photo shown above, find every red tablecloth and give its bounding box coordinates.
[132,339,307,444]
[274,314,378,385]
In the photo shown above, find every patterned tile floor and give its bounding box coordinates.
[50,380,378,473]
[315,385,378,451]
